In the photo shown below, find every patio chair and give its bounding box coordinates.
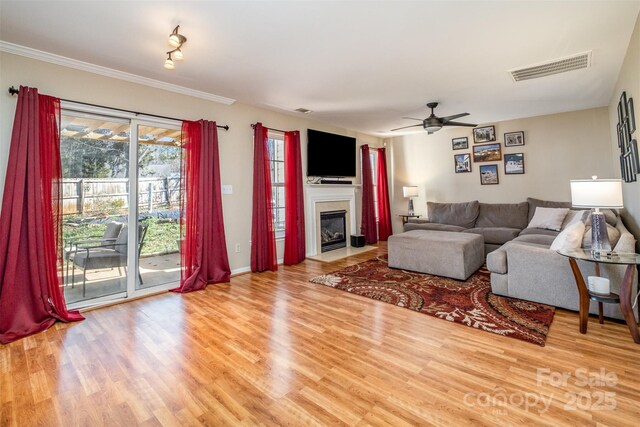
[65,222,123,284]
[71,223,149,297]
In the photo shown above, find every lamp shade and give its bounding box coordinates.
[402,186,419,198]
[570,179,623,208]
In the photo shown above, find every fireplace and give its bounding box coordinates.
[320,210,347,252]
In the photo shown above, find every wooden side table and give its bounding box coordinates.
[557,248,640,344]
[398,214,420,225]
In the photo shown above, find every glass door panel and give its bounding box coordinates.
[135,124,183,290]
[61,113,130,304]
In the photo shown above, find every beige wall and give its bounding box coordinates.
[388,108,614,234]
[608,12,640,244]
[0,52,381,272]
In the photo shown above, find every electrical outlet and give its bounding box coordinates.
[235,243,240,253]
[222,185,233,195]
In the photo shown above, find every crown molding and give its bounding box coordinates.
[0,41,236,105]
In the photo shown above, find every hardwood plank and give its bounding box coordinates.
[1,242,640,426]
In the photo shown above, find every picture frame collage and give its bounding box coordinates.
[617,91,638,182]
[453,125,525,184]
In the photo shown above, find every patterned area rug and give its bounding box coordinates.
[310,255,555,346]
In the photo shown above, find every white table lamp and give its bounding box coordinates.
[570,177,623,255]
[403,186,419,216]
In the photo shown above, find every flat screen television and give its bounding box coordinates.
[307,129,356,177]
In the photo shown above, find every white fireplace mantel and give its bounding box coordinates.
[304,184,358,257]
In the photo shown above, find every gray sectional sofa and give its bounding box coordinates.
[402,198,637,320]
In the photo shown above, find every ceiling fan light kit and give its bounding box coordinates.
[164,25,187,70]
[391,102,477,134]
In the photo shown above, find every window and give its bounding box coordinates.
[267,131,285,236]
[360,148,379,224]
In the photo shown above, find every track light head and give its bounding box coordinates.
[164,53,175,70]
[168,25,187,47]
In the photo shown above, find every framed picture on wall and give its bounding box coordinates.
[473,143,502,162]
[628,98,636,135]
[473,125,496,143]
[479,165,499,185]
[504,131,525,147]
[452,137,469,150]
[620,92,629,119]
[631,140,640,174]
[504,153,525,174]
[617,123,622,148]
[454,153,472,173]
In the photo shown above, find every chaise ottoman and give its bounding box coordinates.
[388,230,484,280]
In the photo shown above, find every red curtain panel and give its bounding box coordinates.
[174,120,231,293]
[0,86,83,344]
[283,130,306,265]
[251,123,278,272]
[376,147,393,241]
[360,144,378,244]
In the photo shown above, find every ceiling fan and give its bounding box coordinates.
[391,102,477,134]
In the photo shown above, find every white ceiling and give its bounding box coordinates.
[1,1,639,136]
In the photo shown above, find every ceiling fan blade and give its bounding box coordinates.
[390,124,424,131]
[443,121,477,127]
[401,117,425,121]
[441,113,470,122]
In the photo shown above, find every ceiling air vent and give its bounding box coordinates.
[508,51,592,82]
[295,108,312,114]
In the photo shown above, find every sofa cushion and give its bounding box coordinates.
[527,207,569,231]
[527,197,571,223]
[550,221,586,251]
[486,240,553,274]
[462,227,521,245]
[404,222,466,232]
[512,234,557,246]
[519,227,560,238]
[427,201,479,229]
[475,202,529,229]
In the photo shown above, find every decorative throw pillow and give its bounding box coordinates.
[527,207,570,231]
[560,210,588,230]
[550,220,586,251]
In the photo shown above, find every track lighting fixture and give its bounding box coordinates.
[164,25,187,70]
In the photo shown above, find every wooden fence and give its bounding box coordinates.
[62,177,182,215]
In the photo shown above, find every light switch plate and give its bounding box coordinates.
[222,185,233,195]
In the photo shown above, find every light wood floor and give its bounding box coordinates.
[1,243,639,426]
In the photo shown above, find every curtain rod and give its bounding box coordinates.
[8,86,230,131]
[251,123,287,133]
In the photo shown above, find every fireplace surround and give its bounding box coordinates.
[304,184,357,257]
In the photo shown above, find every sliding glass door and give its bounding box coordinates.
[135,124,182,291]
[60,109,182,308]
[61,113,130,304]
